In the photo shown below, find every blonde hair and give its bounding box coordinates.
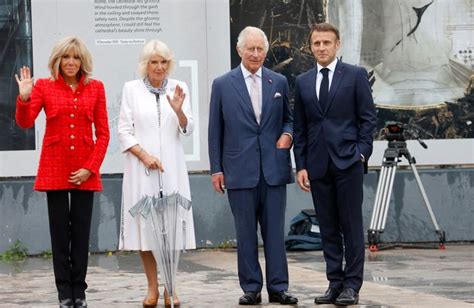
[137,39,175,78]
[48,36,93,82]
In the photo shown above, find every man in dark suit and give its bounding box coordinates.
[293,23,377,306]
[208,26,298,305]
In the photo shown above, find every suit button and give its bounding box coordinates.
[70,113,75,118]
[70,146,75,150]
[70,135,75,139]
[73,105,78,109]
[73,98,78,102]
[70,124,75,129]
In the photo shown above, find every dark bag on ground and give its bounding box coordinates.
[285,209,322,251]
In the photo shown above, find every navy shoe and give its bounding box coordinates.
[269,290,298,305]
[314,287,341,304]
[334,288,359,306]
[239,291,262,305]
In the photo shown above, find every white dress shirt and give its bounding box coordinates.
[241,63,262,100]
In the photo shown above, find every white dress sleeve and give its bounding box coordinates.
[118,82,140,152]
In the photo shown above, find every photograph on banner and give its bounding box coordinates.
[0,0,213,176]
[229,0,473,141]
[0,0,34,151]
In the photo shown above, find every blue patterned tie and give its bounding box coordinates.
[319,68,329,112]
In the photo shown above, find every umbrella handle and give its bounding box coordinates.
[145,168,164,198]
[182,220,187,253]
[158,170,164,198]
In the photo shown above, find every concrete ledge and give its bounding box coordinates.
[0,168,473,254]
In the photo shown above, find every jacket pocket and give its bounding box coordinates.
[276,148,291,169]
[343,133,358,141]
[43,135,61,146]
[86,111,94,121]
[45,108,59,120]
[83,135,95,146]
[276,148,290,159]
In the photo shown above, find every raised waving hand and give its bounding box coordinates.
[15,66,34,102]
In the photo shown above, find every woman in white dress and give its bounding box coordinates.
[118,39,195,308]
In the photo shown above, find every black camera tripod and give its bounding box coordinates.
[367,139,446,251]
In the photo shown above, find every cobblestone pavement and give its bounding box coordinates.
[0,244,473,307]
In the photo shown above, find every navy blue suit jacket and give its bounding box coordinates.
[293,61,377,179]
[208,66,294,189]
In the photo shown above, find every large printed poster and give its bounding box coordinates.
[0,0,472,177]
[230,0,473,165]
[0,0,230,176]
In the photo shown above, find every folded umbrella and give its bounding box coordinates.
[129,170,191,308]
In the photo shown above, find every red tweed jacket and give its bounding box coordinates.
[16,75,110,191]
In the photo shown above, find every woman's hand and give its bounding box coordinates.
[141,153,164,172]
[127,145,165,172]
[166,84,188,130]
[15,66,34,102]
[166,84,185,114]
[68,168,92,186]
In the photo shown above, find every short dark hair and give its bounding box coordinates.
[308,22,340,42]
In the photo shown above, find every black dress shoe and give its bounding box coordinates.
[59,298,74,308]
[314,287,341,304]
[239,291,262,305]
[269,290,298,305]
[334,288,359,306]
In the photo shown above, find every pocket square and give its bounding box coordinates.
[274,92,282,98]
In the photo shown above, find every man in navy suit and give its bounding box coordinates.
[293,23,376,306]
[208,26,297,305]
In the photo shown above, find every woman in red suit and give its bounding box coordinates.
[15,36,109,308]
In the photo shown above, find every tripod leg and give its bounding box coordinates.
[369,166,387,229]
[368,165,397,251]
[380,165,397,231]
[409,163,441,231]
[368,167,387,251]
[409,163,446,248]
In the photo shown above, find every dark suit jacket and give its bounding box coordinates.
[293,61,376,179]
[208,66,294,189]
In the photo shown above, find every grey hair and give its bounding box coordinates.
[137,39,176,78]
[236,26,269,52]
